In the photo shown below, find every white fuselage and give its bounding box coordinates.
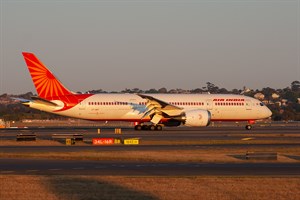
[28,93,272,122]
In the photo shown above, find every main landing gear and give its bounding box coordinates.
[134,124,163,131]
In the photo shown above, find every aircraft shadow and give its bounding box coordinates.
[284,155,300,161]
[45,176,157,200]
[228,154,247,160]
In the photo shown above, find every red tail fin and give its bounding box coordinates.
[22,52,73,99]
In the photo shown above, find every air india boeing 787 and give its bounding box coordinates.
[20,52,272,130]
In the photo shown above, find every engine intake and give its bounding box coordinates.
[182,109,211,127]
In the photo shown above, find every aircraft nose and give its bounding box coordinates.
[265,107,272,118]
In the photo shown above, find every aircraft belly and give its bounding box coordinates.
[59,106,143,120]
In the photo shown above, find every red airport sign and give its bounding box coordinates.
[92,138,114,145]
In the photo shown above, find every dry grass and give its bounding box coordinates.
[0,175,299,200]
[0,139,65,146]
[0,151,296,163]
[126,138,300,146]
[0,148,300,163]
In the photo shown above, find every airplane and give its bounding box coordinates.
[20,52,272,131]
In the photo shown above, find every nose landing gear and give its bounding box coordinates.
[245,125,252,130]
[245,120,255,130]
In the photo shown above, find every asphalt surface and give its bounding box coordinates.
[0,143,300,153]
[1,158,300,176]
[1,125,300,141]
[1,125,300,152]
[1,126,300,176]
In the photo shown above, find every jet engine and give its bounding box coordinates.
[182,109,211,127]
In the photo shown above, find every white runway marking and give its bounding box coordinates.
[242,137,254,141]
[48,168,62,171]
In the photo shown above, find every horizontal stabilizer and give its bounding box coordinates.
[10,97,31,103]
[31,96,58,106]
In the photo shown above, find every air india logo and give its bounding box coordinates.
[25,56,71,98]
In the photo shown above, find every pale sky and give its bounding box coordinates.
[0,0,299,94]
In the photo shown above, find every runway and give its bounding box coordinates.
[1,158,300,176]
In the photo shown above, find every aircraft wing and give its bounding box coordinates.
[138,94,183,124]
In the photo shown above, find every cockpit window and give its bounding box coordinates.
[260,102,264,106]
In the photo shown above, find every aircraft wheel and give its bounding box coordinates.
[149,125,156,131]
[245,125,252,130]
[156,125,163,131]
[135,125,142,131]
[142,125,148,130]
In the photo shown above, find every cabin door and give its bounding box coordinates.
[245,99,252,110]
[206,99,213,110]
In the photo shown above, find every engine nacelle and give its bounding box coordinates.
[182,109,211,127]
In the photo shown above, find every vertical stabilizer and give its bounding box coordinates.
[22,52,73,99]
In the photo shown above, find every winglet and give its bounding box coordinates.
[22,52,73,99]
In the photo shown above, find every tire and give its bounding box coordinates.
[155,125,163,131]
[245,125,252,130]
[135,125,142,131]
[142,125,148,130]
[149,125,156,131]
